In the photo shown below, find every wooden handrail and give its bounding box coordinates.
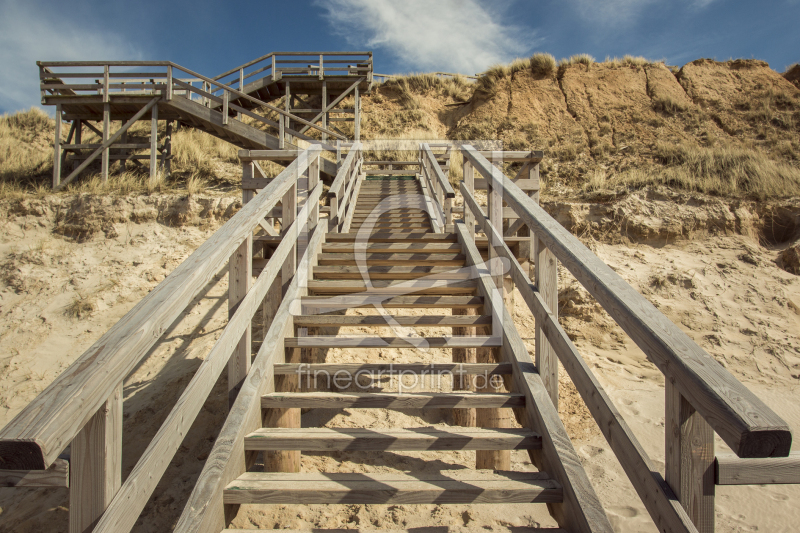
[329,143,361,197]
[421,144,455,198]
[461,144,791,459]
[459,182,699,533]
[0,146,322,471]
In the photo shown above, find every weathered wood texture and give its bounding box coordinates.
[715,452,800,485]
[462,145,791,459]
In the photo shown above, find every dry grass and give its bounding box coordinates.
[618,141,800,198]
[381,74,472,109]
[530,53,557,77]
[652,94,688,115]
[0,108,54,186]
[559,54,595,68]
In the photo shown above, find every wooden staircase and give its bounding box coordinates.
[217,219,581,527]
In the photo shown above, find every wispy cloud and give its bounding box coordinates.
[0,0,142,113]
[316,0,534,75]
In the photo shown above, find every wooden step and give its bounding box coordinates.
[312,266,469,280]
[261,392,525,409]
[318,253,465,266]
[274,362,510,375]
[284,336,501,348]
[307,279,476,295]
[223,529,568,533]
[223,471,561,505]
[300,295,483,309]
[321,243,462,253]
[293,314,492,326]
[326,232,453,242]
[244,427,541,451]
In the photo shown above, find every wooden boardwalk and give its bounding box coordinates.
[0,51,797,533]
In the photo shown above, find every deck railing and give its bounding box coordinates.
[458,144,796,533]
[211,51,373,94]
[0,146,324,532]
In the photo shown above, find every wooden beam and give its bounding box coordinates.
[0,458,69,488]
[149,103,158,184]
[298,77,364,135]
[53,103,62,188]
[715,452,800,485]
[228,234,253,404]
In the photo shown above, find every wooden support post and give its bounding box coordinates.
[222,90,229,125]
[280,181,297,295]
[284,82,291,145]
[264,334,301,473]
[528,163,540,277]
[166,65,173,101]
[534,236,558,409]
[69,382,122,533]
[163,121,172,178]
[309,154,320,230]
[101,104,110,183]
[476,342,511,470]
[452,308,476,427]
[101,65,109,183]
[228,234,252,405]
[242,161,255,205]
[487,162,503,309]
[666,381,715,532]
[149,103,158,184]
[278,115,285,149]
[271,55,277,81]
[53,103,62,189]
[321,81,328,142]
[73,119,82,172]
[464,159,474,239]
[354,85,360,141]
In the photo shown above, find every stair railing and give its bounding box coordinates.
[37,61,347,142]
[328,141,363,233]
[458,144,796,533]
[0,146,324,533]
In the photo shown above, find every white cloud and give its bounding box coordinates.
[0,0,142,114]
[316,0,534,75]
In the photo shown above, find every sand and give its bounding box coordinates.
[0,192,798,532]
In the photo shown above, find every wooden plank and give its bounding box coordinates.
[422,144,455,198]
[453,307,477,427]
[341,172,364,234]
[462,145,792,459]
[293,314,492,327]
[149,103,158,182]
[300,295,483,309]
[454,221,613,533]
[244,427,540,451]
[535,236,559,408]
[715,452,800,485]
[307,279,476,295]
[0,458,69,488]
[666,383,715,532]
[262,392,525,409]
[274,362,511,374]
[173,224,326,533]
[326,232,454,242]
[52,104,62,188]
[224,471,561,505]
[69,383,122,533]
[284,336,502,348]
[474,178,540,191]
[310,265,473,280]
[318,253,465,266]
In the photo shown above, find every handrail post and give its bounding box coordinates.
[534,234,559,409]
[69,383,122,533]
[222,89,229,125]
[53,103,62,189]
[271,54,276,81]
[463,158,474,240]
[166,65,173,101]
[354,84,360,141]
[149,103,159,185]
[102,65,110,183]
[666,382,715,532]
[278,115,285,149]
[309,153,320,230]
[319,54,324,79]
[227,232,252,406]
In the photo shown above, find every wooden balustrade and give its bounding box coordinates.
[458,144,793,533]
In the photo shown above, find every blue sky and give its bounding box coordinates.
[1,0,798,113]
